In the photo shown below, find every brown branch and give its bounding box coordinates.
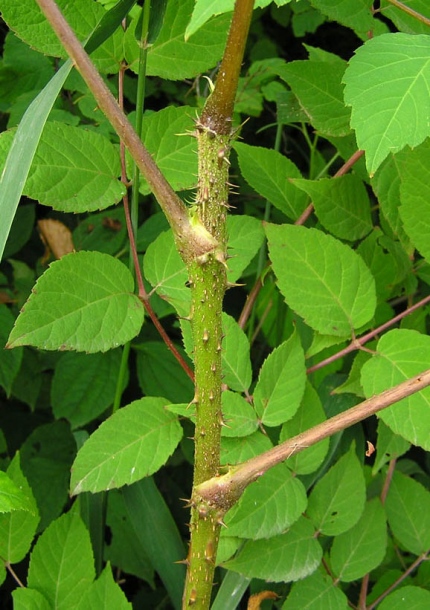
[35,0,216,263]
[200,0,255,133]
[307,294,430,373]
[195,369,430,511]
[383,0,430,26]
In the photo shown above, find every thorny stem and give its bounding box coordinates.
[194,370,430,514]
[182,1,255,607]
[35,0,216,264]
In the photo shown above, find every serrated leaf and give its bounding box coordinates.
[307,445,366,535]
[254,330,306,427]
[133,107,197,195]
[224,463,307,539]
[235,142,307,221]
[223,516,321,582]
[71,398,183,495]
[23,122,124,212]
[309,0,382,40]
[125,0,229,80]
[12,588,51,610]
[276,56,351,137]
[330,499,387,582]
[77,564,132,610]
[378,586,430,609]
[226,215,265,282]
[0,454,39,564]
[343,33,430,175]
[280,382,329,475]
[221,431,273,466]
[0,304,22,395]
[8,251,144,353]
[0,470,34,514]
[144,230,190,317]
[282,570,349,610]
[221,392,259,438]
[222,314,252,393]
[361,329,430,450]
[51,350,124,428]
[27,511,95,608]
[1,0,100,58]
[399,140,430,263]
[265,224,376,336]
[385,471,430,555]
[293,175,372,241]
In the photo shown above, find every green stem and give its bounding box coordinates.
[182,1,255,607]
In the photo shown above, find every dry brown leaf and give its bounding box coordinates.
[38,219,75,261]
[247,590,279,610]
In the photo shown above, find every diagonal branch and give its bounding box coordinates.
[195,369,430,513]
[35,0,216,263]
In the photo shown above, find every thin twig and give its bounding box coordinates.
[383,0,430,26]
[367,551,430,610]
[307,294,430,373]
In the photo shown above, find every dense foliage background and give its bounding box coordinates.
[1,1,430,609]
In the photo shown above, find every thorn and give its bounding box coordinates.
[175,558,190,566]
[217,518,228,528]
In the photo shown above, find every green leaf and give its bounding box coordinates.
[224,463,307,539]
[381,0,430,35]
[361,329,430,450]
[254,330,306,427]
[1,0,100,58]
[70,398,183,495]
[265,224,376,336]
[105,490,153,584]
[308,0,383,40]
[20,421,76,531]
[27,511,95,608]
[20,122,125,212]
[135,341,194,403]
[330,499,387,582]
[385,471,430,555]
[292,175,372,241]
[132,107,197,195]
[77,564,132,610]
[222,314,252,393]
[221,431,273,466]
[144,230,190,317]
[282,570,349,610]
[0,304,23,395]
[223,516,321,582]
[343,33,430,175]
[0,470,34,514]
[122,478,186,610]
[276,55,351,137]
[13,588,51,610]
[7,251,144,353]
[379,586,430,610]
[280,382,330,475]
[51,350,124,428]
[373,420,410,475]
[307,445,366,535]
[399,140,430,263]
[226,215,265,282]
[221,391,259,438]
[234,142,308,221]
[0,454,39,564]
[126,0,229,79]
